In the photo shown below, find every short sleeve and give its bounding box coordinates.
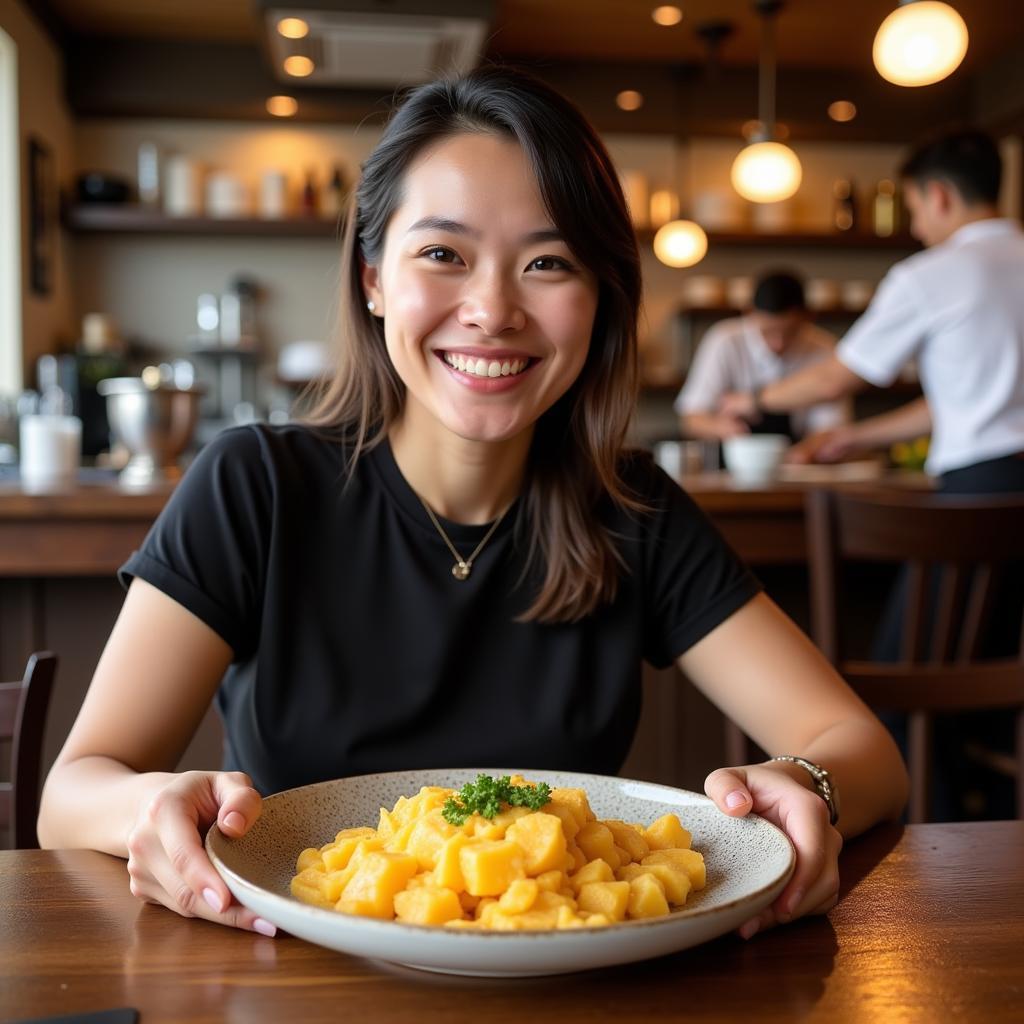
[837,263,928,387]
[674,323,736,415]
[637,462,762,668]
[118,425,272,658]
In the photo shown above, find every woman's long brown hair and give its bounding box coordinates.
[304,65,645,623]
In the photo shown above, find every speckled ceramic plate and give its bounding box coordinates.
[206,768,795,977]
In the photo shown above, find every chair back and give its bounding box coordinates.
[0,652,57,848]
[805,488,1024,822]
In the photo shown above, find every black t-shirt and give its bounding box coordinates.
[119,424,760,795]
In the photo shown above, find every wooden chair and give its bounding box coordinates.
[0,652,58,848]
[805,488,1024,822]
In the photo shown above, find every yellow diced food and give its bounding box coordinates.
[322,833,378,872]
[643,848,706,890]
[497,878,539,915]
[318,869,353,903]
[618,862,691,905]
[536,869,567,893]
[338,851,419,918]
[290,778,703,932]
[576,880,630,922]
[555,905,587,929]
[603,819,651,862]
[547,788,595,830]
[643,813,692,851]
[393,886,464,925]
[575,821,621,869]
[334,826,377,844]
[626,872,670,919]
[568,843,588,872]
[568,858,615,893]
[542,801,581,843]
[296,847,324,872]
[290,869,333,908]
[490,805,532,835]
[459,840,525,897]
[505,812,568,876]
[405,810,458,870]
[433,832,469,892]
[377,807,396,838]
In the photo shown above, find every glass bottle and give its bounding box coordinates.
[301,169,318,216]
[319,165,346,218]
[873,179,897,237]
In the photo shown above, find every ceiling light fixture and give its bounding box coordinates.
[283,55,315,78]
[730,0,802,204]
[266,95,298,117]
[616,90,644,111]
[827,100,857,122]
[652,6,684,27]
[277,17,309,39]
[653,220,708,268]
[873,1,968,87]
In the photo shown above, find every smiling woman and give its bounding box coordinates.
[308,69,643,621]
[39,66,907,954]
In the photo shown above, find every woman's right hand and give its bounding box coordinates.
[125,769,276,935]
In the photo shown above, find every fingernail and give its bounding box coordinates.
[740,919,760,940]
[223,811,246,833]
[726,790,748,809]
[203,888,224,913]
[253,918,277,937]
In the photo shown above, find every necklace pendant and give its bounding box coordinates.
[452,561,471,580]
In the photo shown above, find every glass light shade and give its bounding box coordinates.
[266,96,298,117]
[653,220,708,268]
[873,1,968,87]
[730,141,803,203]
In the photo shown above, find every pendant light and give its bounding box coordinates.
[653,220,709,267]
[730,0,802,204]
[873,1,968,87]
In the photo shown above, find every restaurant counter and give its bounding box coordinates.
[3,820,1021,1023]
[0,468,930,802]
[0,466,931,575]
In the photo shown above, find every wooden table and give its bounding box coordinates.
[3,821,1021,1023]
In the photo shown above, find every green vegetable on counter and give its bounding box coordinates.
[442,774,552,826]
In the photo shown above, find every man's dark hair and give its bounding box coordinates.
[753,271,805,314]
[899,128,1002,205]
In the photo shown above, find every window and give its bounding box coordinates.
[0,26,21,394]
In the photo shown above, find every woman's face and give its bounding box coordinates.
[362,132,599,446]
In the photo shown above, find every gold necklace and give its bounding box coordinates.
[417,496,510,580]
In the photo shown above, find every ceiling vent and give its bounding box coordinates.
[265,8,489,88]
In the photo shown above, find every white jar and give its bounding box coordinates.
[164,156,203,217]
[259,170,289,219]
[20,414,82,494]
[206,172,249,218]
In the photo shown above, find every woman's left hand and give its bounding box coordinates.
[704,762,843,940]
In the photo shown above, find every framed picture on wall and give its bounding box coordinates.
[28,136,54,296]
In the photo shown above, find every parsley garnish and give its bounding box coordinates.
[442,774,552,826]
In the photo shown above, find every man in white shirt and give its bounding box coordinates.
[720,129,1023,821]
[675,272,849,442]
[720,129,1024,495]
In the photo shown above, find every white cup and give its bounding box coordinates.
[722,434,789,486]
[653,440,683,478]
[19,414,82,493]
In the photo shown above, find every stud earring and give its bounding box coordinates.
[366,300,376,313]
